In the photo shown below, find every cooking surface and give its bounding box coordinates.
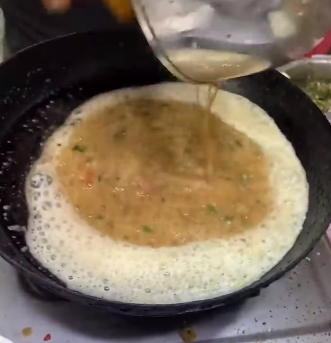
[0,237,330,343]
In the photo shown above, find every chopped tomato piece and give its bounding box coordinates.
[43,334,51,341]
[138,178,166,195]
[84,168,95,188]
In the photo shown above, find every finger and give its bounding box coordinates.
[102,0,135,22]
[41,0,72,12]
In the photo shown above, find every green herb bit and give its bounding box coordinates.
[224,215,234,223]
[96,215,104,220]
[299,79,331,112]
[242,174,252,184]
[98,175,102,182]
[235,139,243,147]
[142,225,153,233]
[207,204,218,214]
[72,145,86,153]
[113,130,126,141]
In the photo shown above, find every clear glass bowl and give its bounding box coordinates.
[132,0,331,82]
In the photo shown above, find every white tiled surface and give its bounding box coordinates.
[1,238,331,343]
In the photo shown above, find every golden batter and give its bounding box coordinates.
[56,98,272,248]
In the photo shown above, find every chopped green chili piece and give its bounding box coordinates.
[207,204,218,214]
[224,215,234,223]
[235,140,243,147]
[242,174,251,184]
[296,78,331,112]
[113,130,126,141]
[142,225,153,233]
[72,145,86,153]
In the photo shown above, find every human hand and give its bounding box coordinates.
[41,0,135,22]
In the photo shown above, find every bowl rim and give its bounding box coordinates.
[277,54,331,75]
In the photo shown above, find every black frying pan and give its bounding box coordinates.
[0,26,330,317]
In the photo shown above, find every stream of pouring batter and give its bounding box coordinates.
[177,55,270,182]
[201,84,218,182]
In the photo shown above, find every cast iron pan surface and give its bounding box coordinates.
[0,27,330,317]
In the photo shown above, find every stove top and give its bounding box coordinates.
[0,238,331,343]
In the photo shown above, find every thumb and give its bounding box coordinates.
[41,0,72,12]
